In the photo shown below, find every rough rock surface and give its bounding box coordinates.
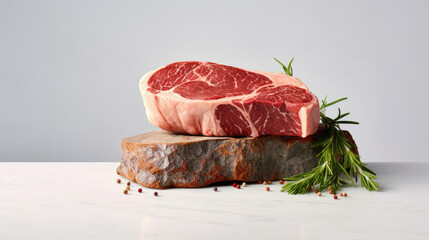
[117,128,356,189]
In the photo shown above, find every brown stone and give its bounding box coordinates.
[116,127,357,189]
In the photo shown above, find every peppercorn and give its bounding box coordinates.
[328,189,333,195]
[242,182,247,187]
[233,183,237,188]
[117,179,121,184]
[317,192,322,197]
[265,187,270,191]
[263,181,268,185]
[343,193,347,197]
[127,181,131,186]
[213,187,218,191]
[279,180,284,184]
[154,192,158,196]
[126,186,130,191]
[314,189,320,194]
[333,195,338,199]
[268,181,272,184]
[237,185,241,189]
[138,188,142,193]
[339,192,344,197]
[123,190,128,194]
[258,180,262,184]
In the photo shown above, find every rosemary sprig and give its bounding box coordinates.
[281,97,379,194]
[273,58,378,194]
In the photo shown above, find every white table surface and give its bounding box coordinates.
[0,162,428,240]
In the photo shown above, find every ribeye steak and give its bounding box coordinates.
[139,61,319,138]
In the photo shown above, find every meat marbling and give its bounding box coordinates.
[139,61,320,138]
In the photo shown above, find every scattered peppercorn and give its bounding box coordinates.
[154,192,158,196]
[317,192,322,197]
[258,180,262,184]
[233,183,237,188]
[117,179,121,184]
[123,190,128,194]
[242,182,247,187]
[265,187,270,191]
[333,195,338,199]
[138,188,142,193]
[126,186,130,191]
[268,181,272,184]
[343,193,347,197]
[339,192,344,197]
[127,182,131,186]
[213,187,218,191]
[279,180,284,184]
[314,189,320,194]
[263,181,268,185]
[328,189,333,195]
[307,186,312,192]
[237,185,241,189]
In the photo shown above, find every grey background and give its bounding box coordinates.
[1,0,428,162]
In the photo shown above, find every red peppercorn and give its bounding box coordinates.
[117,179,121,184]
[314,189,320,194]
[154,192,158,196]
[266,187,270,191]
[263,181,268,185]
[258,180,262,184]
[307,186,312,192]
[343,193,347,197]
[123,190,128,194]
[213,187,218,191]
[279,180,284,184]
[268,181,272,185]
[233,183,237,188]
[237,185,241,189]
[333,195,338,199]
[339,192,344,197]
[138,188,142,193]
[127,182,131,186]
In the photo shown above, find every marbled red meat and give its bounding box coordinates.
[140,61,319,138]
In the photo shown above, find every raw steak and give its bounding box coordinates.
[139,61,319,138]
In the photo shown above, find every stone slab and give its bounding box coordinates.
[116,128,356,189]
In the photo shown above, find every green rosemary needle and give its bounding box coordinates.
[274,57,294,76]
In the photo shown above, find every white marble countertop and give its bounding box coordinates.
[0,162,428,240]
